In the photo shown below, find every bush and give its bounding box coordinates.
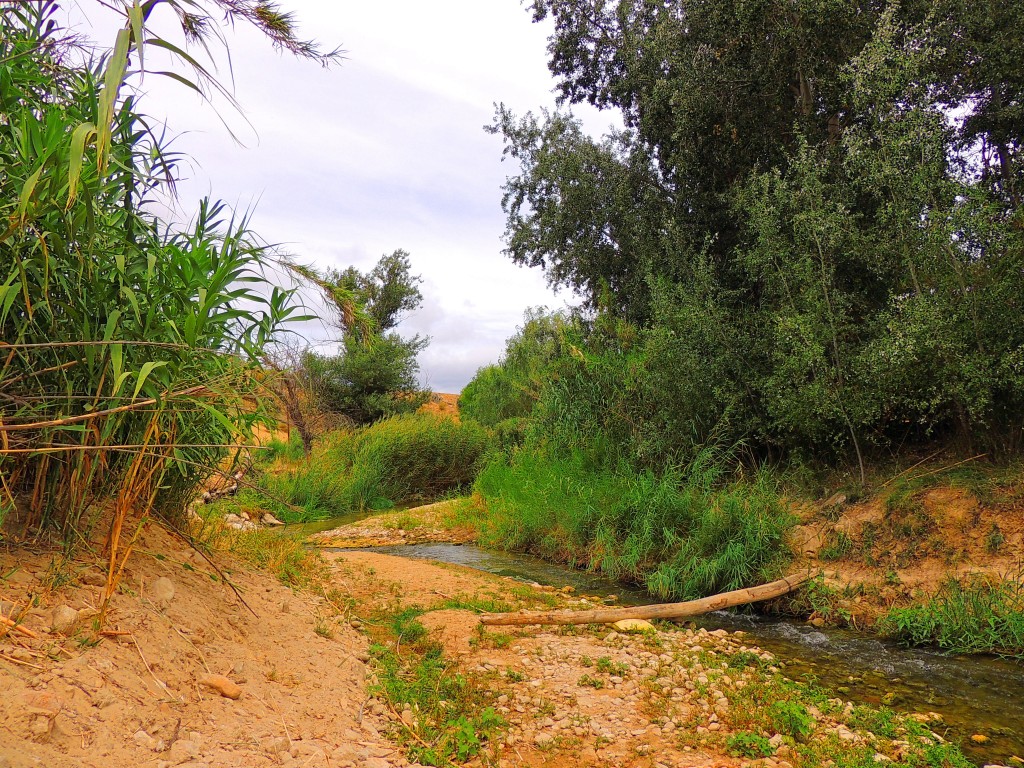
[339,413,490,507]
[244,414,490,522]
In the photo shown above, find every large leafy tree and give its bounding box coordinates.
[489,0,1024,465]
[302,252,430,427]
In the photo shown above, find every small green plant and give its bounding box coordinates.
[578,674,605,689]
[770,700,814,741]
[726,731,774,758]
[595,656,628,676]
[985,523,1006,553]
[727,651,764,669]
[818,530,853,561]
[505,669,526,683]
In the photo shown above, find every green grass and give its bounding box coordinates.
[465,446,794,600]
[878,573,1024,657]
[367,605,506,766]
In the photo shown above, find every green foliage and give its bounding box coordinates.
[302,251,429,427]
[0,4,306,537]
[304,334,428,425]
[878,575,1024,657]
[490,0,1024,462]
[459,308,571,427]
[472,447,793,600]
[237,414,490,522]
[726,732,774,759]
[819,531,854,562]
[770,700,814,741]
[369,607,505,766]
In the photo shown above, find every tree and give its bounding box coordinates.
[488,0,1024,462]
[301,253,430,426]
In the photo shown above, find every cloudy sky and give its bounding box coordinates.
[73,1,619,392]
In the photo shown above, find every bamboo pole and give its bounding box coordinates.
[480,572,812,626]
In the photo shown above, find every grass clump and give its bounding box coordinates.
[469,446,793,600]
[878,574,1024,657]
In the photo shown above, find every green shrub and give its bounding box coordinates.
[726,732,774,758]
[769,700,814,740]
[240,414,490,522]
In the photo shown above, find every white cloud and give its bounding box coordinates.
[74,0,620,392]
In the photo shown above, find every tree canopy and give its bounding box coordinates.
[484,0,1024,466]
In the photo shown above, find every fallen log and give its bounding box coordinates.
[480,572,811,626]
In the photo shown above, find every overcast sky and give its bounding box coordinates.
[73,0,619,392]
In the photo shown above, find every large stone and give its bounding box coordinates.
[50,605,79,635]
[613,618,655,632]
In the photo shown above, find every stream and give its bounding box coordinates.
[328,541,1024,765]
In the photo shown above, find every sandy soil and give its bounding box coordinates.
[417,394,460,421]
[789,485,1024,623]
[0,525,399,768]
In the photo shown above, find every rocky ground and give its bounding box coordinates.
[308,500,475,548]
[0,525,401,768]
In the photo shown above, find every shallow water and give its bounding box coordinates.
[348,542,1024,765]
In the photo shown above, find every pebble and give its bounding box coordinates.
[198,674,242,700]
[167,739,201,763]
[971,734,990,744]
[133,729,163,751]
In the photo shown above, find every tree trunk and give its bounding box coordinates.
[480,572,811,626]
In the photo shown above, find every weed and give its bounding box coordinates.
[505,669,526,683]
[770,700,814,740]
[367,603,506,766]
[727,651,764,670]
[578,674,605,689]
[819,530,853,561]
[878,573,1024,656]
[595,656,628,676]
[985,523,1005,553]
[726,731,774,758]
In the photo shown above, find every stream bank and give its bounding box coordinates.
[310,506,1024,766]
